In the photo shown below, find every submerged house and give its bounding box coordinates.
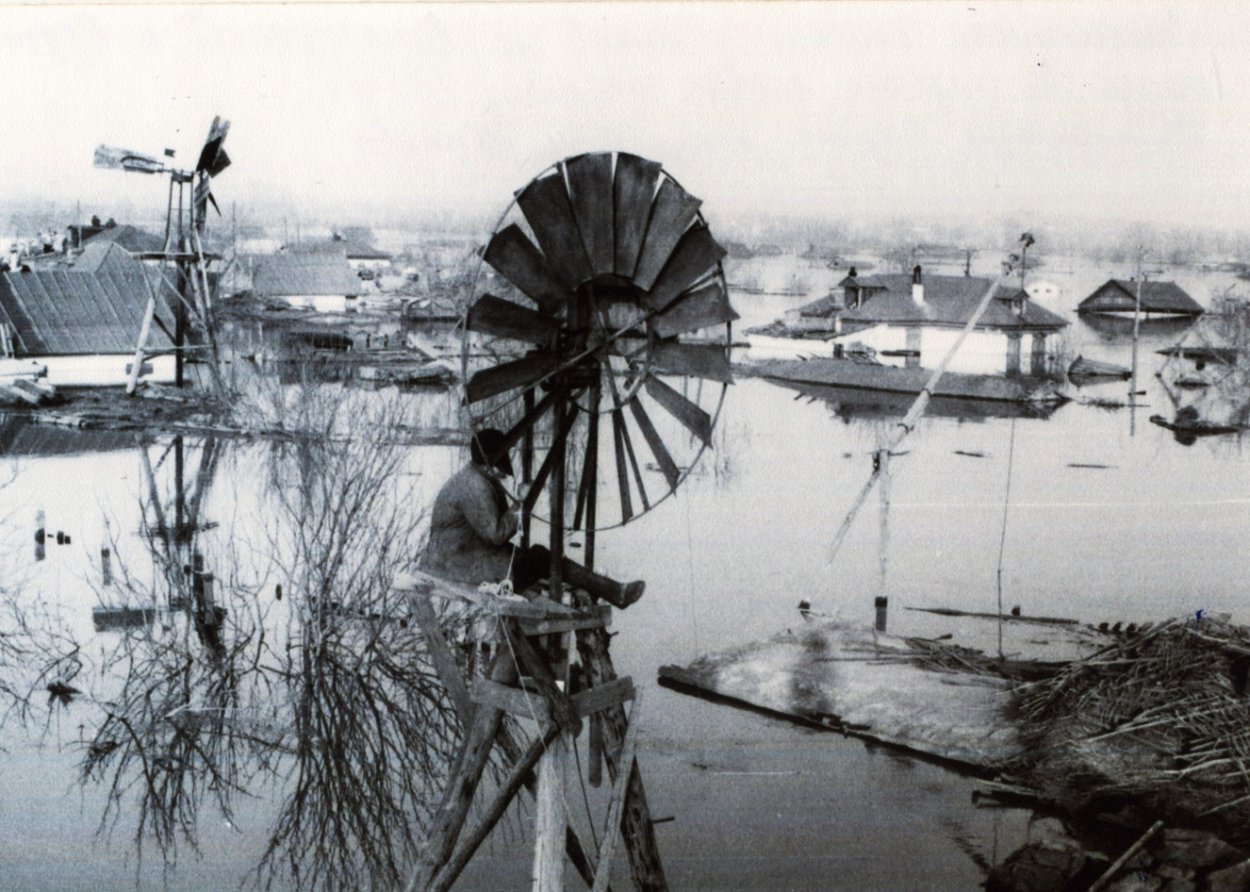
[783,291,843,333]
[1078,279,1203,317]
[834,266,1069,377]
[252,252,365,313]
[0,242,177,386]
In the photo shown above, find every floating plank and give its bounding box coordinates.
[645,374,713,445]
[632,178,702,291]
[644,225,727,312]
[651,280,739,338]
[565,152,615,277]
[483,224,567,314]
[613,153,662,279]
[517,172,592,289]
[650,341,733,384]
[465,294,560,346]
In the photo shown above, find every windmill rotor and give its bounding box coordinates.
[462,152,739,532]
[193,116,231,232]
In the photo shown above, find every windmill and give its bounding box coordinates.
[93,116,231,393]
[408,153,737,892]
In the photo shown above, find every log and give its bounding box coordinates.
[1087,820,1164,892]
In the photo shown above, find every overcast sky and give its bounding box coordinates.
[0,2,1246,232]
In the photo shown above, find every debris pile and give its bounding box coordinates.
[1004,615,1250,845]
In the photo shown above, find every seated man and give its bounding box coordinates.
[420,428,644,609]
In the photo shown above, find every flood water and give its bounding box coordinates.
[1,260,1248,890]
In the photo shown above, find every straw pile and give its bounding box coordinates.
[1003,615,1250,843]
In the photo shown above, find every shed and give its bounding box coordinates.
[1078,280,1204,317]
[252,253,365,312]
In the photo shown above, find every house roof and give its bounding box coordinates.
[252,253,364,298]
[796,293,843,317]
[1078,280,1203,315]
[0,252,176,356]
[82,224,167,256]
[290,239,390,261]
[840,273,1068,331]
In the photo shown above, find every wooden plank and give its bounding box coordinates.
[572,677,635,717]
[518,608,612,636]
[592,690,644,892]
[472,677,552,724]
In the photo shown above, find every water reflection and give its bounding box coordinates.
[766,378,1066,422]
[0,386,476,890]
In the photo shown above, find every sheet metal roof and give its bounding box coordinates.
[841,273,1068,331]
[83,224,167,255]
[0,252,176,356]
[252,253,365,298]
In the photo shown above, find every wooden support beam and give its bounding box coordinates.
[428,722,562,892]
[472,676,635,724]
[406,651,517,892]
[408,590,472,721]
[592,690,645,892]
[576,619,668,891]
[518,606,612,636]
[395,571,603,622]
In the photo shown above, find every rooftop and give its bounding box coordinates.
[841,272,1068,331]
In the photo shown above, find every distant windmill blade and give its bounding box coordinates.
[564,152,615,277]
[465,294,560,347]
[632,178,702,291]
[644,374,714,445]
[516,171,592,289]
[196,116,232,176]
[94,145,164,175]
[483,224,566,314]
[651,280,739,338]
[643,224,727,312]
[613,153,663,278]
[465,351,565,404]
[649,341,733,383]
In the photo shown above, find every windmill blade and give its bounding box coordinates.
[572,390,601,530]
[645,374,713,445]
[652,279,739,338]
[613,153,663,279]
[465,351,565,403]
[516,172,592,289]
[196,116,231,176]
[564,153,615,277]
[521,404,580,515]
[495,388,559,460]
[609,408,634,524]
[466,294,560,347]
[483,224,566,315]
[650,341,733,383]
[94,145,164,174]
[643,224,727,312]
[632,178,702,291]
[628,396,680,490]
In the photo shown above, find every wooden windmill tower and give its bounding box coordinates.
[401,152,738,892]
[93,116,231,393]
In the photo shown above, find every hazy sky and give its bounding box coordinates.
[0,2,1246,231]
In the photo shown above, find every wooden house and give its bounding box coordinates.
[1078,279,1203,317]
[0,242,177,386]
[834,266,1069,377]
[252,252,365,313]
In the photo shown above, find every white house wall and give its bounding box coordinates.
[43,353,177,387]
[840,324,1055,375]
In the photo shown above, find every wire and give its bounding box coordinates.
[994,416,1017,660]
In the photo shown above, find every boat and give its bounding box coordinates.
[1067,355,1131,383]
[757,357,1068,406]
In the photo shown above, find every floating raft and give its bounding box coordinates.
[659,619,1103,772]
[758,358,1066,405]
[1068,355,1131,382]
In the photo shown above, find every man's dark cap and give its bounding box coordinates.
[470,428,513,477]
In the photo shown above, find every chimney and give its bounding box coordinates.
[912,265,925,306]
